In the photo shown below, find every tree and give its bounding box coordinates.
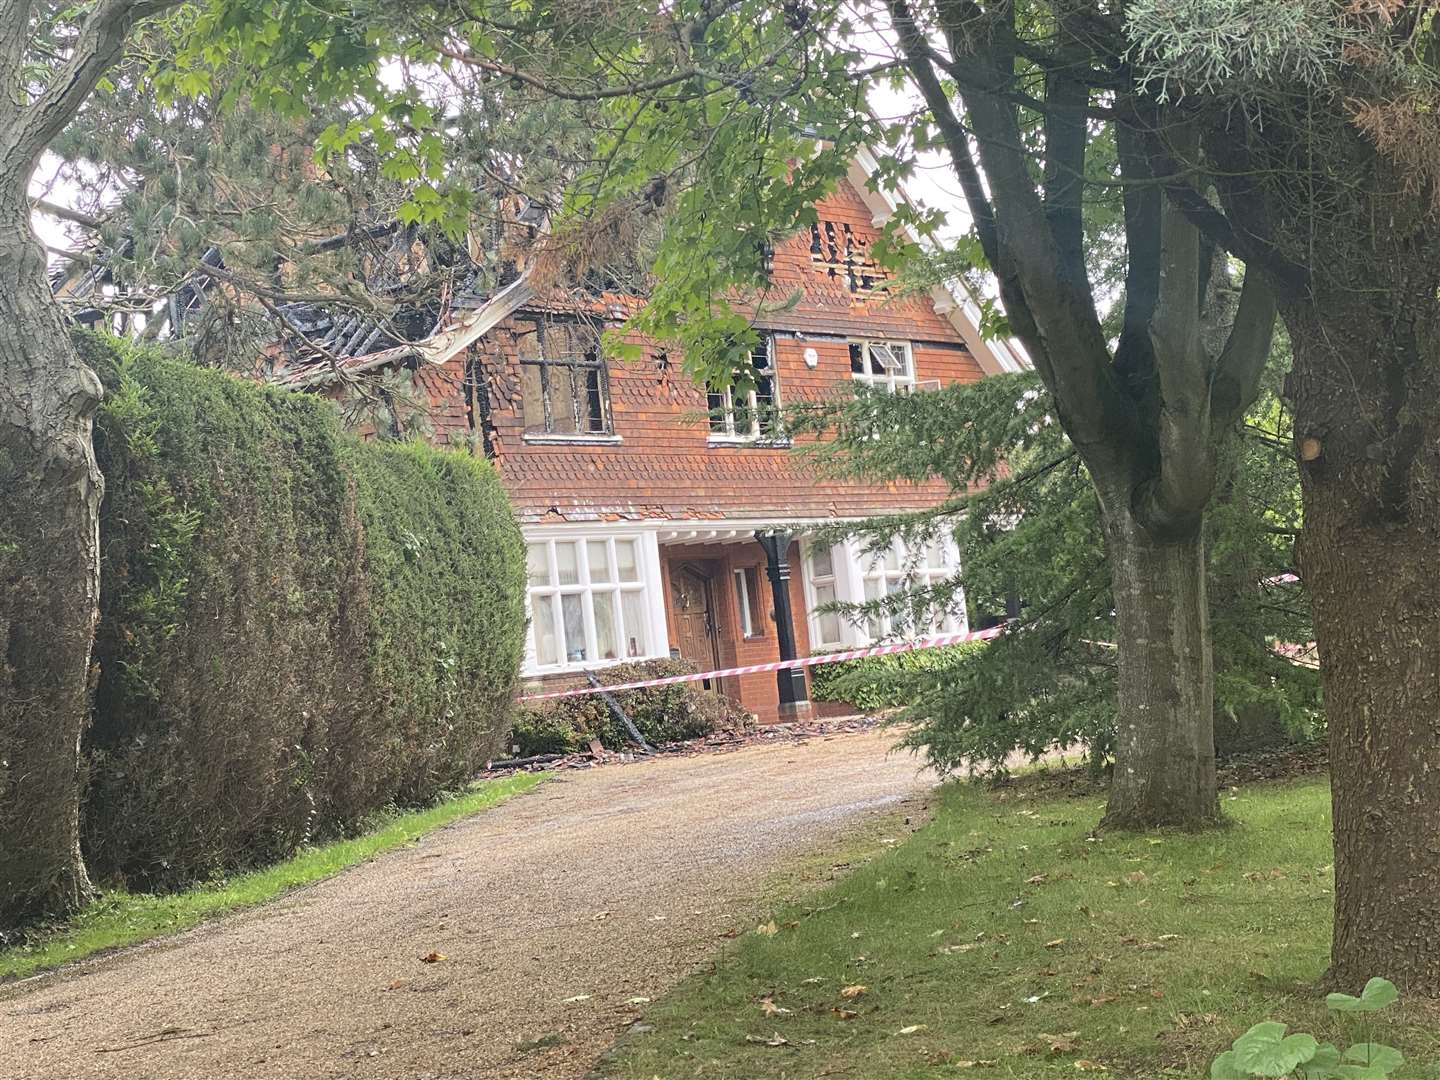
[0,0,194,929]
[1123,0,1440,997]
[789,335,1317,775]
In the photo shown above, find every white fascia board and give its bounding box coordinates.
[845,148,1030,377]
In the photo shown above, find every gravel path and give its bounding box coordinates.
[1,729,934,1079]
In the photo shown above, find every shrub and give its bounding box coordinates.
[83,335,525,890]
[809,644,981,713]
[513,658,750,756]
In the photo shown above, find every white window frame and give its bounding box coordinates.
[849,339,916,393]
[803,535,967,649]
[708,335,783,443]
[523,530,667,675]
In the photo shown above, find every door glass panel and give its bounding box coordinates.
[555,541,580,585]
[527,542,550,587]
[593,590,619,660]
[532,595,559,666]
[561,593,587,662]
[616,539,640,583]
[621,590,648,657]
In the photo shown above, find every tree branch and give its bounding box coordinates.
[9,0,182,173]
[31,197,103,230]
[1209,268,1277,429]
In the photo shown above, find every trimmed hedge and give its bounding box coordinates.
[83,335,525,890]
[808,644,981,713]
[512,658,751,756]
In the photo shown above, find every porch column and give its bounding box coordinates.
[756,530,811,718]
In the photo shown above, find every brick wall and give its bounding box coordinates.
[410,177,984,524]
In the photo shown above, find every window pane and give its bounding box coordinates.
[532,594,559,666]
[927,540,947,569]
[883,543,901,571]
[583,367,607,433]
[616,539,640,583]
[707,389,728,433]
[561,593,587,662]
[814,582,840,644]
[593,591,619,660]
[810,545,834,579]
[555,541,580,585]
[849,341,865,374]
[521,364,545,431]
[863,577,884,637]
[734,571,752,636]
[527,542,550,587]
[867,343,887,375]
[547,364,578,433]
[587,540,612,583]
[621,590,648,657]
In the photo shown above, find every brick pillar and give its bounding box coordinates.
[756,530,811,719]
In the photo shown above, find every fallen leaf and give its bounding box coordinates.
[1074,1061,1108,1072]
[562,994,592,1004]
[1088,995,1118,1007]
[840,985,869,1000]
[897,1024,928,1035]
[1044,939,1065,949]
[759,997,792,1017]
[1026,873,1048,885]
[954,1060,999,1068]
[939,942,978,955]
[831,1008,859,1021]
[744,1032,789,1047]
[419,952,446,964]
[385,979,409,991]
[1123,871,1149,886]
[755,921,780,937]
[801,977,824,985]
[1042,1031,1081,1054]
[626,996,651,1006]
[592,911,612,921]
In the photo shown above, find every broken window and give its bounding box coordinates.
[707,335,780,440]
[849,339,915,393]
[517,318,611,436]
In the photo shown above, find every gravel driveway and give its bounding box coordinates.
[1,729,934,1079]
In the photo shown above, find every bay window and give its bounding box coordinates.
[527,536,649,668]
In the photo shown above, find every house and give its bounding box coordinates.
[267,156,1026,721]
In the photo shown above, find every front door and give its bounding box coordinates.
[670,564,720,680]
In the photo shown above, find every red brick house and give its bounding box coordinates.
[270,152,1025,720]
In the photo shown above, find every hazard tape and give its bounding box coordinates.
[518,624,1007,702]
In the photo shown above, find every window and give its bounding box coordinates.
[708,336,780,440]
[733,567,763,637]
[527,537,648,667]
[849,340,915,393]
[862,538,962,639]
[517,318,611,437]
[807,545,843,647]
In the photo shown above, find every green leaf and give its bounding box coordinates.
[1232,1022,1320,1077]
[1327,978,1398,1013]
[1342,1044,1403,1073]
[1334,1066,1392,1080]
[1301,1043,1343,1077]
[1211,1050,1251,1079]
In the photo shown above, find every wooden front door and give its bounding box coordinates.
[670,564,720,676]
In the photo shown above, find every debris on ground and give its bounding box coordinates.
[481,715,885,776]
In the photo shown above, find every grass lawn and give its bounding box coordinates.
[0,771,546,982]
[603,773,1440,1079]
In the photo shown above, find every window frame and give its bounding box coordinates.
[849,339,916,394]
[805,544,845,649]
[860,537,964,640]
[526,535,652,671]
[518,316,615,440]
[707,334,784,444]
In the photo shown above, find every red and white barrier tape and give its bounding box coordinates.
[518,624,1006,702]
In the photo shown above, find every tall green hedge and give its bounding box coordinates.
[82,335,525,890]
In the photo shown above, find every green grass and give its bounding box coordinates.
[0,772,546,982]
[604,775,1440,1079]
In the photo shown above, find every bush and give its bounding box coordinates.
[809,644,981,713]
[513,658,750,756]
[83,335,525,890]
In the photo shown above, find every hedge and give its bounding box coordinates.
[808,643,981,713]
[82,335,526,890]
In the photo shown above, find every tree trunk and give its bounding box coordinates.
[0,184,102,929]
[1093,475,1220,829]
[1285,300,1440,995]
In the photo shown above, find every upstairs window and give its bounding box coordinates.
[517,318,611,437]
[849,340,915,393]
[708,335,780,441]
